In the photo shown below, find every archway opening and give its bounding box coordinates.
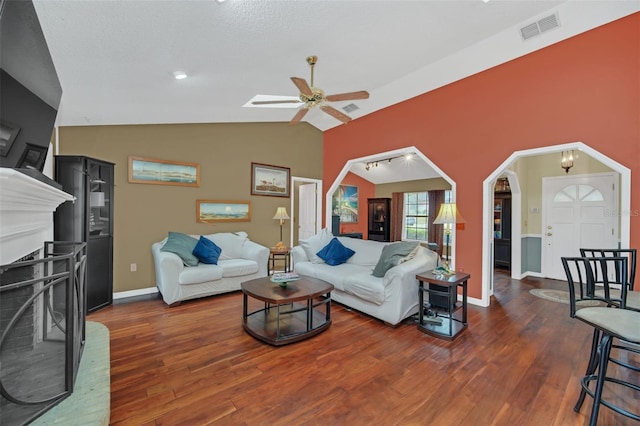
[326,146,461,266]
[481,141,631,307]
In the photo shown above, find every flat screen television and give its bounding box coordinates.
[0,0,62,173]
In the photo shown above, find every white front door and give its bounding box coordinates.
[298,183,317,240]
[542,172,618,280]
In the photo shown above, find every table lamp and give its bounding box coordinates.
[432,202,465,275]
[273,207,290,250]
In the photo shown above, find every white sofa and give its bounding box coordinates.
[292,232,439,325]
[152,232,269,306]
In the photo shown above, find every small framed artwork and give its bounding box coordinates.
[17,143,48,170]
[197,200,251,223]
[0,121,21,157]
[251,162,290,197]
[332,185,358,223]
[128,156,200,187]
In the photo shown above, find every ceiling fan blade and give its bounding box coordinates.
[252,100,302,105]
[320,105,352,124]
[291,77,313,97]
[290,108,309,125]
[325,91,370,102]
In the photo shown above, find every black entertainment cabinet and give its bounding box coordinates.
[54,156,114,312]
[368,198,391,242]
[493,191,511,269]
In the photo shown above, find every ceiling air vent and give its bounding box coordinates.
[520,12,560,41]
[343,103,359,113]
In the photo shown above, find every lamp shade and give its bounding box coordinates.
[273,207,290,221]
[432,203,465,225]
[90,192,105,207]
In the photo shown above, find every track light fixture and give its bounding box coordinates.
[364,152,415,171]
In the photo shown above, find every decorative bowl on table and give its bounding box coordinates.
[271,272,301,288]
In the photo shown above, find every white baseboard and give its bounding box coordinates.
[521,271,545,278]
[466,295,487,307]
[113,287,158,300]
[115,285,487,308]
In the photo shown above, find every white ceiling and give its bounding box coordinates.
[29,0,639,183]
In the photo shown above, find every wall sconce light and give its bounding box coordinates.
[561,150,574,173]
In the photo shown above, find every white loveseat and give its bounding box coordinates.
[152,232,269,306]
[292,231,439,325]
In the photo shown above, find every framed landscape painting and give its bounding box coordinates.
[250,162,290,197]
[332,185,358,223]
[128,156,200,187]
[196,200,251,223]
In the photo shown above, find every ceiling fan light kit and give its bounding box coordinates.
[253,56,370,125]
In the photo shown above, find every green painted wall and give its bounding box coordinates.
[57,122,323,293]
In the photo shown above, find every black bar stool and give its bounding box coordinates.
[561,256,640,425]
[580,248,639,311]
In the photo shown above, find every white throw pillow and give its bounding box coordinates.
[338,237,384,266]
[206,232,248,260]
[299,228,333,264]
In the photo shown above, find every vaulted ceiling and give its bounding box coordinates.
[30,1,637,133]
[11,1,635,184]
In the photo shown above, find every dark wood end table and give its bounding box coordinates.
[268,247,291,275]
[241,275,334,346]
[416,272,470,340]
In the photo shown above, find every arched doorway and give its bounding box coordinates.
[326,146,460,266]
[481,141,631,306]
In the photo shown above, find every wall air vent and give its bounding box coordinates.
[343,103,359,113]
[520,12,560,41]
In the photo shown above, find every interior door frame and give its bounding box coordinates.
[481,141,631,307]
[490,169,522,285]
[290,176,322,248]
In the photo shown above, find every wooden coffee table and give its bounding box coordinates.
[241,275,334,346]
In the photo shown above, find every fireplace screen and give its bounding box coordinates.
[0,241,86,425]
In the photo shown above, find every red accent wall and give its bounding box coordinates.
[337,172,374,237]
[324,13,640,299]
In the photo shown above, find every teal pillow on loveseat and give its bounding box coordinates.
[160,232,199,266]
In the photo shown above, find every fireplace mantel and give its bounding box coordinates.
[0,168,74,265]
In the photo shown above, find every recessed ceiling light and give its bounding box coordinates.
[482,0,490,3]
[173,71,187,80]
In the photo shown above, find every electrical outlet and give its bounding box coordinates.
[130,263,137,272]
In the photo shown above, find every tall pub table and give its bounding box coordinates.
[416,272,470,340]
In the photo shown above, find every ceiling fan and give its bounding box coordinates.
[252,56,369,125]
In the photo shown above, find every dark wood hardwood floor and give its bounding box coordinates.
[88,270,639,425]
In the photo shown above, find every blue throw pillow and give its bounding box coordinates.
[192,236,222,264]
[160,232,199,266]
[316,237,355,266]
